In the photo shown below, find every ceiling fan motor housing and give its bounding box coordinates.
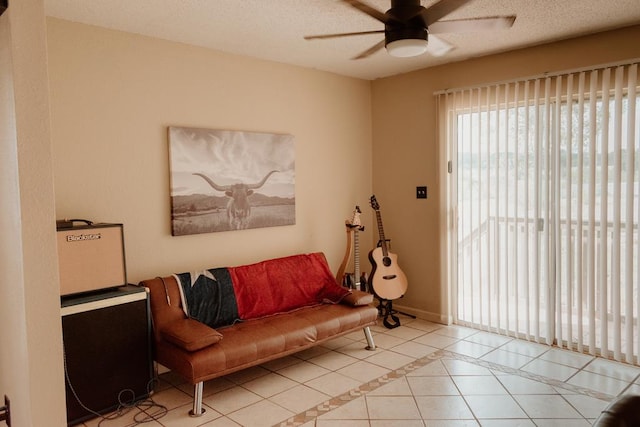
[384,25,428,45]
[385,0,429,46]
[390,0,422,9]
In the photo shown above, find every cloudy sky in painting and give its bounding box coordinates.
[169,127,295,198]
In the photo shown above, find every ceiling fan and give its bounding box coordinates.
[304,0,516,59]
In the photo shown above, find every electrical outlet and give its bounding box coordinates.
[416,186,427,199]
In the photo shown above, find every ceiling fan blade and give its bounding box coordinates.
[352,39,386,60]
[429,16,516,34]
[427,34,455,57]
[422,0,473,26]
[304,30,384,40]
[342,0,394,24]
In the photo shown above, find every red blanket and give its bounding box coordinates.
[229,252,350,320]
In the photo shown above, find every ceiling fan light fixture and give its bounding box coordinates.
[386,38,429,57]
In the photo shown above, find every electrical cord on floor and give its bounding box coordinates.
[63,346,168,425]
[94,379,168,426]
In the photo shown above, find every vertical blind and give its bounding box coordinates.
[438,61,640,364]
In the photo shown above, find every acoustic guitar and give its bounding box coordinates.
[368,195,408,300]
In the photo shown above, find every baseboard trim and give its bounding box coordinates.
[391,303,451,325]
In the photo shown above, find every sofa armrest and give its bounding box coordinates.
[341,290,374,306]
[161,318,223,352]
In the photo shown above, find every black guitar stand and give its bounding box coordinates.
[376,297,416,329]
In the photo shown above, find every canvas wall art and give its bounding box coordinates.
[168,126,295,236]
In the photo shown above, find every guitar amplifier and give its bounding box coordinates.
[62,286,152,425]
[56,221,127,297]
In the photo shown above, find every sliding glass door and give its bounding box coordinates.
[441,63,640,364]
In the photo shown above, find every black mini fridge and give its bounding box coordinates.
[61,286,153,426]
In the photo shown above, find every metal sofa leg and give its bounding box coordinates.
[189,381,206,417]
[363,326,376,351]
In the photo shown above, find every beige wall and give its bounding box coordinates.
[48,19,640,324]
[0,1,66,425]
[371,25,640,322]
[47,18,373,283]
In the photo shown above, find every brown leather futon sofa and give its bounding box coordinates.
[140,252,378,416]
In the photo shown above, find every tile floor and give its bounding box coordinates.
[80,316,640,427]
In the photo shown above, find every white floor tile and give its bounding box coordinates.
[157,402,222,426]
[407,375,460,396]
[562,394,610,419]
[241,372,298,398]
[336,359,390,383]
[623,383,640,395]
[414,395,475,419]
[368,376,413,396]
[198,416,242,426]
[414,332,460,349]
[567,370,630,396]
[500,340,550,358]
[391,340,439,358]
[304,371,363,396]
[463,331,513,348]
[583,357,640,382]
[370,421,427,427]
[318,396,368,420]
[495,374,557,394]
[269,384,330,414]
[226,399,294,427]
[406,359,450,376]
[382,325,429,340]
[367,333,407,349]
[224,365,270,384]
[276,360,331,383]
[480,349,533,370]
[465,395,528,419]
[336,340,380,359]
[426,421,480,427]
[308,349,359,371]
[538,348,594,369]
[320,336,356,350]
[294,345,332,360]
[452,375,508,395]
[442,359,493,375]
[446,340,494,358]
[202,386,262,415]
[402,319,442,332]
[434,325,478,339]
[366,395,422,419]
[364,349,416,370]
[148,386,193,411]
[531,419,592,426]
[316,420,370,427]
[513,394,582,418]
[521,358,578,381]
[479,420,535,427]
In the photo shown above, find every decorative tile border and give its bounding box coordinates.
[275,347,614,427]
[441,349,614,401]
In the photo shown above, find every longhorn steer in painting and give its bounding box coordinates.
[194,171,279,230]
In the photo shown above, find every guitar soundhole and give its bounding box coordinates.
[383,257,391,267]
[383,275,397,280]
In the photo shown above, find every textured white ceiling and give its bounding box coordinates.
[44,0,640,80]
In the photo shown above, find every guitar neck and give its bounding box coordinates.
[353,229,360,279]
[375,210,388,257]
